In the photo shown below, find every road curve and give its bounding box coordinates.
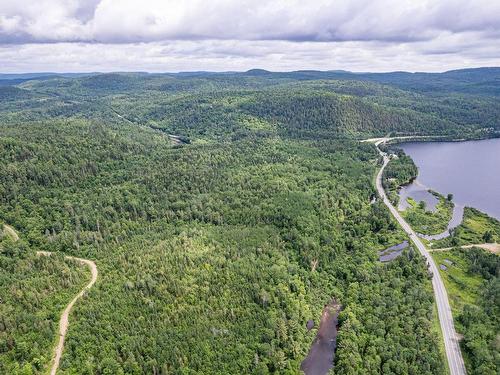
[37,251,98,375]
[375,148,466,375]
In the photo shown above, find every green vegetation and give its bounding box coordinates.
[0,68,498,373]
[402,193,454,235]
[432,251,484,315]
[335,248,445,374]
[431,248,499,374]
[381,149,456,236]
[382,150,418,204]
[0,118,444,374]
[434,208,500,247]
[430,301,450,375]
[0,235,90,375]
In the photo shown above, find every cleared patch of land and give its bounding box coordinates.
[430,243,500,255]
[431,250,483,315]
[2,224,19,242]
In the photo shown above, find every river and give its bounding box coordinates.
[301,301,341,375]
[397,138,500,221]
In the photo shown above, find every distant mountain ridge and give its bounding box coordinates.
[2,67,499,79]
[4,67,498,94]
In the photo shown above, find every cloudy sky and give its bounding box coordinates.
[1,0,499,73]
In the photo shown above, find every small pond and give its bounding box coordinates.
[378,241,409,262]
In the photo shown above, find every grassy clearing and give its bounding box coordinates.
[434,207,500,247]
[431,249,479,370]
[1,224,19,242]
[431,250,483,316]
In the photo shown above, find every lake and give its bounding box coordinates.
[398,138,500,221]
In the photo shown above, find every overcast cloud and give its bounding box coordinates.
[1,0,499,72]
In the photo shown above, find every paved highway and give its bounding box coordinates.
[375,148,466,375]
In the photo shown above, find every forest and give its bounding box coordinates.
[381,149,418,205]
[0,68,499,374]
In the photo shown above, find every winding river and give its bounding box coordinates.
[397,138,500,222]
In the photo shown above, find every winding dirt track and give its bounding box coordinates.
[37,251,98,375]
[4,225,98,374]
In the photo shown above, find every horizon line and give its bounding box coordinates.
[1,66,499,77]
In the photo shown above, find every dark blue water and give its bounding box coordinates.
[378,241,409,262]
[399,138,500,220]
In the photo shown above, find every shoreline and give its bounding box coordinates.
[388,131,500,145]
[394,137,500,222]
[374,136,500,248]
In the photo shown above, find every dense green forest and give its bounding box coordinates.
[381,149,418,204]
[0,68,498,374]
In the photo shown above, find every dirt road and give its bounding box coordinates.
[430,243,500,255]
[37,251,98,375]
[2,224,97,374]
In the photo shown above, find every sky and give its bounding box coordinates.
[1,0,499,73]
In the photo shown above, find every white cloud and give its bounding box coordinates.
[0,0,499,72]
[1,35,498,73]
[2,0,500,43]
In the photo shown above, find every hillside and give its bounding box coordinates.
[0,68,498,374]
